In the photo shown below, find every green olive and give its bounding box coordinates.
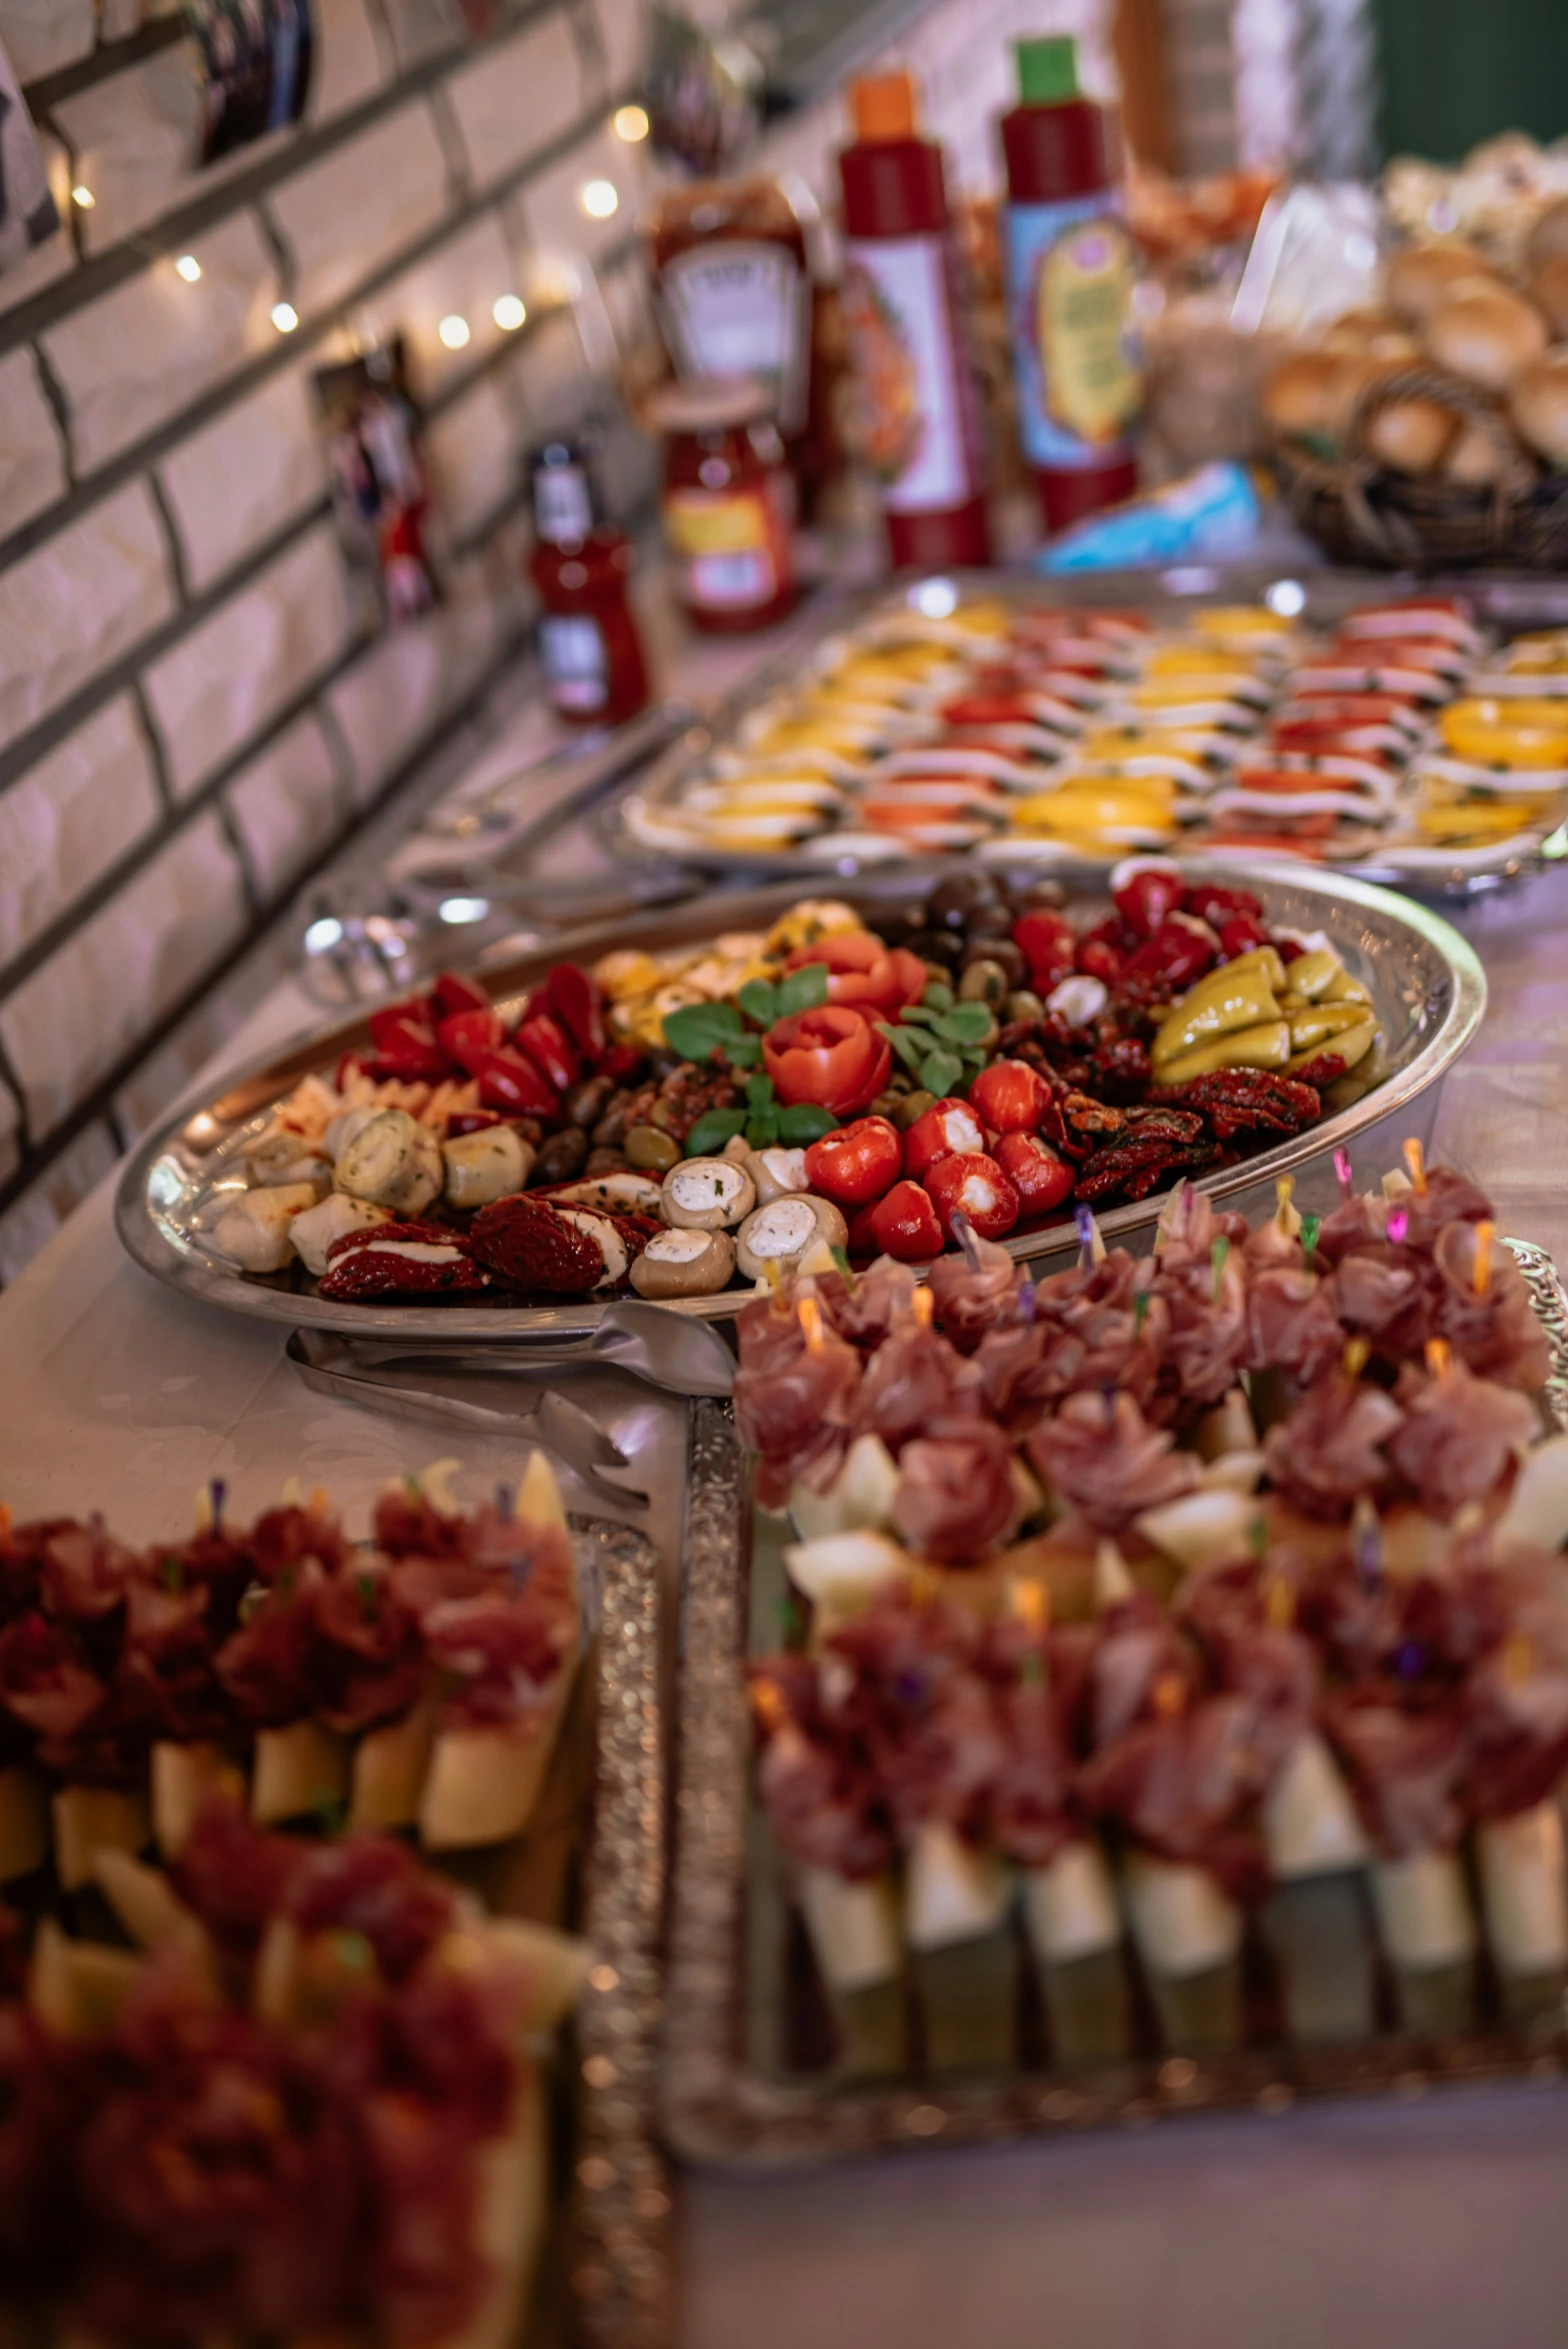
[626,1123,680,1172]
[959,958,1010,1008]
[870,1090,904,1121]
[1005,989,1045,1024]
[893,1088,937,1130]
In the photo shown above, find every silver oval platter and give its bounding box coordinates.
[114,861,1485,1343]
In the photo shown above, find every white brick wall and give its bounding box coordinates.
[267,104,452,315]
[445,12,583,189]
[156,365,329,593]
[0,484,173,743]
[0,1,95,81]
[0,348,68,537]
[142,524,353,800]
[0,697,163,960]
[224,715,347,902]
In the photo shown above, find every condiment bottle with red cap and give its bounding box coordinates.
[527,439,651,726]
[836,69,991,571]
[1000,35,1142,532]
[648,377,797,634]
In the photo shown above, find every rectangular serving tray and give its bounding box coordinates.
[659,1243,1568,2171]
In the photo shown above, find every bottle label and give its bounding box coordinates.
[663,487,787,612]
[1004,197,1141,470]
[534,463,593,545]
[658,241,809,434]
[539,612,608,712]
[841,234,983,516]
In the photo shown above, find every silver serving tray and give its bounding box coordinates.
[114,862,1485,1343]
[607,566,1568,900]
[660,1243,1568,2170]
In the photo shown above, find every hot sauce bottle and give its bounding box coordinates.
[527,439,651,726]
[837,69,991,571]
[1000,36,1142,533]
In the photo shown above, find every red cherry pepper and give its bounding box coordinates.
[1181,881,1263,931]
[1120,915,1217,993]
[1217,913,1271,961]
[867,1178,946,1262]
[436,1007,505,1075]
[595,1042,646,1084]
[1075,916,1129,985]
[445,1109,505,1137]
[1011,908,1077,991]
[363,1009,450,1082]
[967,1058,1053,1136]
[902,1097,988,1180]
[923,1152,1021,1244]
[475,1044,557,1119]
[431,971,492,1020]
[994,1130,1075,1217]
[803,1116,903,1207]
[513,1010,580,1095]
[545,963,607,1059]
[1112,863,1183,940]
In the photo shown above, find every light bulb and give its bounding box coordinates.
[580,179,619,219]
[271,300,299,334]
[175,254,202,283]
[613,104,650,142]
[438,313,471,350]
[71,185,94,208]
[492,294,526,331]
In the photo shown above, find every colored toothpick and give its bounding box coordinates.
[1425,1336,1453,1381]
[1300,1212,1321,1272]
[1473,1220,1495,1296]
[912,1283,934,1329]
[1402,1136,1427,1195]
[1342,1335,1370,1381]
[797,1295,825,1354]
[951,1209,984,1272]
[1211,1233,1231,1303]
[1352,1493,1382,1590]
[1333,1146,1353,1203]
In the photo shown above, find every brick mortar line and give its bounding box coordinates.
[20,19,187,115]
[0,0,570,361]
[0,253,619,805]
[0,622,534,1228]
[0,110,639,583]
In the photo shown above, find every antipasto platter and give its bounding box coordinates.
[115,862,1483,1345]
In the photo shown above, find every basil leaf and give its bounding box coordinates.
[726,1033,763,1068]
[737,978,777,1030]
[683,1108,747,1156]
[937,1004,995,1044]
[897,1005,940,1029]
[877,1021,928,1074]
[745,1071,775,1109]
[745,1107,780,1148]
[662,1002,743,1062]
[918,1049,963,1098]
[777,1103,837,1145]
[922,981,955,1012]
[775,961,830,1018]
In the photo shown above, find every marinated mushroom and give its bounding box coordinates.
[734,1194,849,1282]
[290,1194,394,1278]
[334,1109,443,1217]
[441,1125,533,1209]
[745,1143,812,1205]
[211,1183,321,1273]
[629,1227,737,1299]
[244,1130,331,1192]
[548,1170,663,1216]
[322,1103,382,1162]
[660,1155,757,1231]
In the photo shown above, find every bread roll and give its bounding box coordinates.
[1423,287,1549,390]
[1510,355,1568,466]
[1386,242,1493,325]
[1263,351,1353,445]
[1525,195,1568,277]
[1321,308,1418,360]
[1443,417,1527,487]
[1364,394,1457,474]
[1531,254,1568,341]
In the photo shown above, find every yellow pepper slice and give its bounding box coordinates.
[1439,699,1568,768]
[1157,1022,1292,1085]
[1287,1019,1377,1078]
[1151,955,1285,1075]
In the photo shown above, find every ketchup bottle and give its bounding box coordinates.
[837,70,990,571]
[527,439,650,726]
[1000,36,1142,534]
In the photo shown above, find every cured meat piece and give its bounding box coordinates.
[284,1835,456,1983]
[733,1297,863,1508]
[1262,1373,1404,1519]
[890,1419,1017,1564]
[1325,1251,1429,1361]
[854,1323,980,1453]
[36,1520,138,1626]
[168,1791,310,1958]
[1387,1359,1537,1517]
[1323,1698,1467,1857]
[1246,1266,1344,1385]
[1429,1221,1552,1392]
[1028,1391,1197,1534]
[1077,1693,1271,1898]
[924,1233,1020,1353]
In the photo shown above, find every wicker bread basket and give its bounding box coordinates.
[1273,363,1568,570]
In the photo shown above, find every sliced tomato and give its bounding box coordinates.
[784,931,927,1016]
[762,1006,893,1118]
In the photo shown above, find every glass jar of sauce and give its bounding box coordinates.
[527,439,651,725]
[649,178,812,439]
[648,379,797,634]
